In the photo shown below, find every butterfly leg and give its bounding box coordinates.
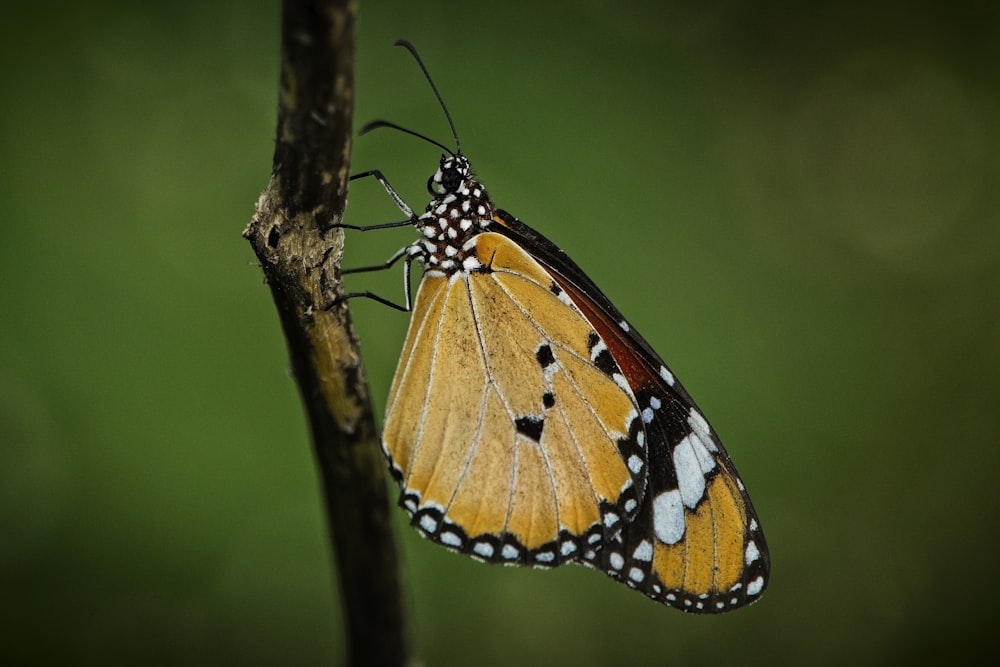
[348,169,415,219]
[331,249,417,313]
[326,169,424,311]
[334,290,410,312]
[327,218,413,233]
[342,245,409,276]
[323,170,415,231]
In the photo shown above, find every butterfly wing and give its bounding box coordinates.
[490,210,770,612]
[382,231,647,566]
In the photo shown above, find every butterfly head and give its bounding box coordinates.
[428,154,474,197]
[420,154,494,227]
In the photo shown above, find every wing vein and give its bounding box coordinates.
[401,282,452,491]
[466,276,562,540]
[490,269,629,447]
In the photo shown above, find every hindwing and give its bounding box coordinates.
[491,211,770,612]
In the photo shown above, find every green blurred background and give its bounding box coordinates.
[3,1,998,665]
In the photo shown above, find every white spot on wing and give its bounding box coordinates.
[440,531,461,547]
[419,515,438,534]
[501,544,519,560]
[609,552,625,571]
[745,540,760,565]
[747,576,765,596]
[659,365,675,386]
[473,542,494,558]
[673,435,707,509]
[653,490,685,544]
[687,408,717,452]
[689,431,717,474]
[633,540,653,562]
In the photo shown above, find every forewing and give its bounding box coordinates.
[382,233,647,566]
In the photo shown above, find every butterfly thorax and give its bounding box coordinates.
[410,155,495,276]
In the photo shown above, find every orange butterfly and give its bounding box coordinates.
[340,40,769,613]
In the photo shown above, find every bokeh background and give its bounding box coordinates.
[3,1,998,665]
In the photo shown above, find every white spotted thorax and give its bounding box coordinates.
[409,155,494,276]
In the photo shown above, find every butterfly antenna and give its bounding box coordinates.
[394,39,462,155]
[358,119,455,156]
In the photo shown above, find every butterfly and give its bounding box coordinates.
[339,40,769,613]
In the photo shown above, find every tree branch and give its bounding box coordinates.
[243,1,411,664]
